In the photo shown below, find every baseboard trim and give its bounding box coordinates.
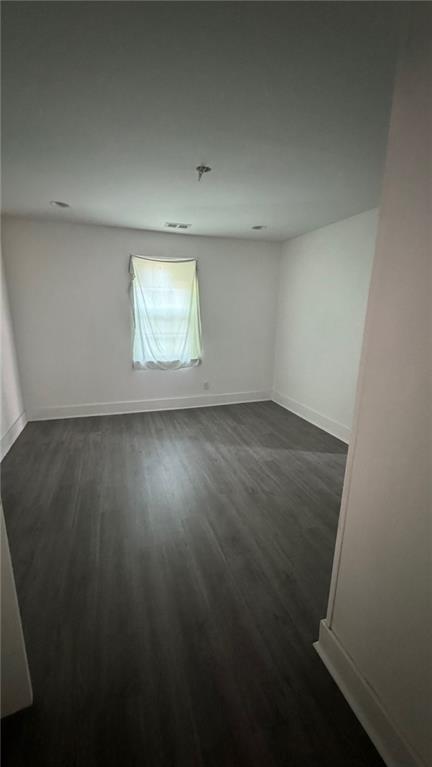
[272,391,350,443]
[28,391,271,421]
[1,412,27,460]
[314,620,424,767]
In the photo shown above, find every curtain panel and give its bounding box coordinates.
[130,256,202,370]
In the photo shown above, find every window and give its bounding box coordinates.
[130,256,202,370]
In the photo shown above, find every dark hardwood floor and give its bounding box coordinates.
[1,402,384,767]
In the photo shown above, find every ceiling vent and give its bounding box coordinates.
[165,222,191,230]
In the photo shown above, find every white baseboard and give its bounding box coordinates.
[272,391,350,443]
[28,391,271,421]
[314,620,424,767]
[1,412,27,460]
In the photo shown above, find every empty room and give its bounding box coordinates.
[1,2,430,767]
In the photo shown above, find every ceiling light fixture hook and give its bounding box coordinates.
[196,164,211,182]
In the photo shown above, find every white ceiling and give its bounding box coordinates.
[1,1,403,241]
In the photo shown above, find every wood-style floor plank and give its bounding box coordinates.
[1,402,383,767]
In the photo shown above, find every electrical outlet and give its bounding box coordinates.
[203,381,210,390]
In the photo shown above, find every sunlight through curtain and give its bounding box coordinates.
[130,256,202,370]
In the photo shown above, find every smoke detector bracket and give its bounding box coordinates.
[196,164,212,182]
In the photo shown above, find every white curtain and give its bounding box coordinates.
[130,256,202,370]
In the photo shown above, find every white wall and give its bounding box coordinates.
[1,257,32,714]
[1,505,33,717]
[316,6,431,767]
[1,211,379,436]
[2,218,280,419]
[273,209,378,442]
[1,251,26,458]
